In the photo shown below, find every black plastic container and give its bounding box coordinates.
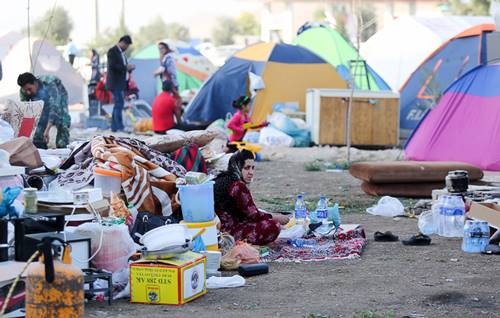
[238,263,269,277]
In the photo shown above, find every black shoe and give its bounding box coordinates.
[402,234,431,246]
[374,231,399,242]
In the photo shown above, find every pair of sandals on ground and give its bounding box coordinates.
[373,231,500,254]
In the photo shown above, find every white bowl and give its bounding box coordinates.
[140,224,189,251]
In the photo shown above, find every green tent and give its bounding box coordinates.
[294,24,390,91]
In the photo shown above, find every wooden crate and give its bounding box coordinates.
[306,89,400,146]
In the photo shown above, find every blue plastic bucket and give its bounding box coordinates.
[176,181,215,222]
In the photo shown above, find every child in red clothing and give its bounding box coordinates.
[227,96,267,142]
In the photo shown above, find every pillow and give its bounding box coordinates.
[361,181,444,198]
[350,161,483,184]
[144,134,188,153]
[185,130,218,147]
[0,100,44,139]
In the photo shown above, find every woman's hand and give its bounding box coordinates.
[270,213,290,225]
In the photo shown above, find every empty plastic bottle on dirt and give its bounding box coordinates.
[316,195,328,224]
[294,194,307,224]
[438,195,465,237]
[462,220,490,253]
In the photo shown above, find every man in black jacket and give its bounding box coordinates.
[106,35,135,132]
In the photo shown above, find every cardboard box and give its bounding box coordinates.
[468,202,500,229]
[130,251,206,305]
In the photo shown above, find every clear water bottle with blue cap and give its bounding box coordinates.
[294,194,307,224]
[316,195,328,224]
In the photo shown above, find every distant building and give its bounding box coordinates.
[244,0,446,43]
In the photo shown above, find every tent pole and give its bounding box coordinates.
[347,0,363,164]
[27,0,33,73]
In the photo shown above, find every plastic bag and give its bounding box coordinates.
[278,224,306,239]
[258,126,294,147]
[243,131,260,144]
[0,119,14,143]
[418,210,436,235]
[267,113,310,147]
[74,223,136,273]
[220,241,260,270]
[0,187,22,218]
[366,196,405,217]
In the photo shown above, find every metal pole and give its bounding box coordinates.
[346,0,363,164]
[27,0,33,72]
[94,0,100,38]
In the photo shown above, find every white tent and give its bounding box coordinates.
[0,36,85,105]
[360,16,494,90]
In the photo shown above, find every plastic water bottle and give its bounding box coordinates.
[294,194,307,224]
[316,195,328,224]
[287,238,317,248]
[328,202,341,227]
[439,195,465,237]
[462,220,490,253]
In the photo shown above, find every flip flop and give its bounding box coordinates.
[374,231,399,242]
[402,234,431,246]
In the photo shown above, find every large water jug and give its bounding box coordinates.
[177,181,215,222]
[462,220,490,253]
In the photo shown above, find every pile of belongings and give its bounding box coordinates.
[244,112,311,147]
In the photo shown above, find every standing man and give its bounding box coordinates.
[66,39,79,66]
[106,35,134,132]
[17,72,71,149]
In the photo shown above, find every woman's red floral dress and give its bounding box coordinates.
[216,180,280,245]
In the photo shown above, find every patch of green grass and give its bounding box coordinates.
[306,314,331,318]
[304,160,324,171]
[355,310,396,318]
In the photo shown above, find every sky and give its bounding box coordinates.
[1,0,261,46]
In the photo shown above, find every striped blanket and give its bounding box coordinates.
[91,136,182,216]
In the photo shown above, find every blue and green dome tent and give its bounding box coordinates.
[184,42,349,125]
[294,22,390,91]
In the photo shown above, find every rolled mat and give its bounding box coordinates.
[350,161,483,184]
[361,181,444,198]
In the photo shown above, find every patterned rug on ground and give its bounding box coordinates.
[264,224,367,262]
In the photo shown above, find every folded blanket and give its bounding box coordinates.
[53,136,187,216]
[91,136,183,216]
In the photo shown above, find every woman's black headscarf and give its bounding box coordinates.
[214,150,255,210]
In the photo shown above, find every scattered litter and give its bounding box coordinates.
[206,275,245,289]
[366,196,405,217]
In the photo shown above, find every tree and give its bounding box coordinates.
[134,17,169,50]
[360,5,377,42]
[165,23,190,41]
[212,17,239,45]
[446,0,490,15]
[236,12,259,35]
[133,18,190,51]
[87,25,132,57]
[32,6,73,45]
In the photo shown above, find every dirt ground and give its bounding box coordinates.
[86,159,499,318]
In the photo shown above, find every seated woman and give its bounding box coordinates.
[214,150,289,245]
